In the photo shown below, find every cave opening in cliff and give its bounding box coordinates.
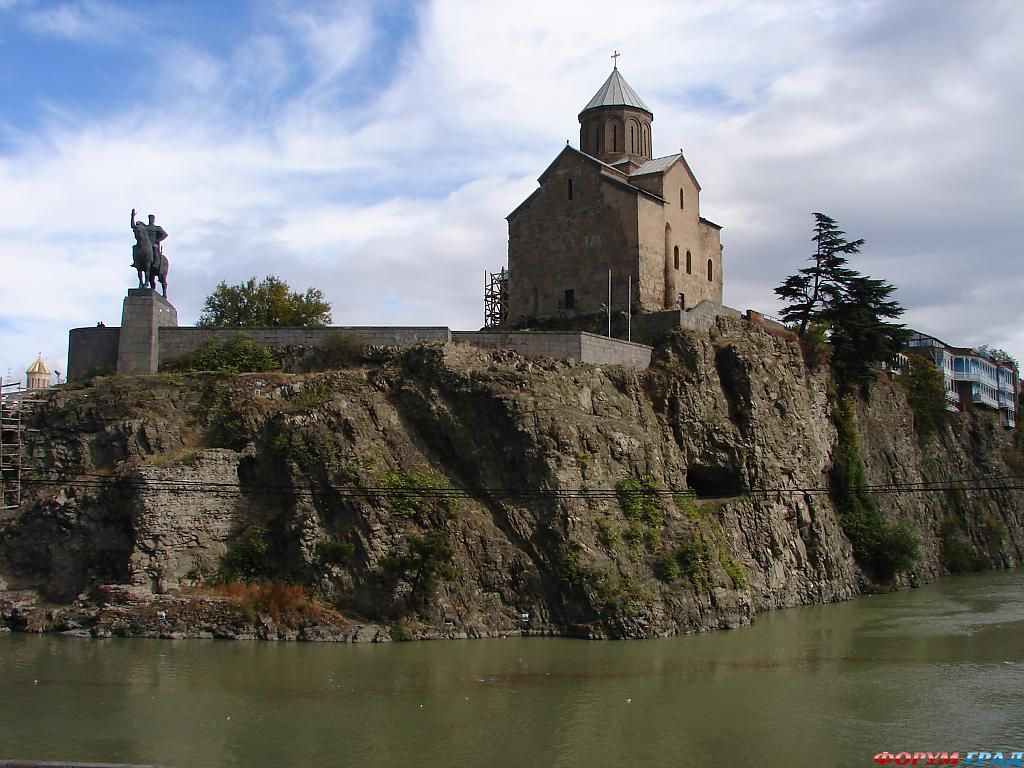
[686,463,744,498]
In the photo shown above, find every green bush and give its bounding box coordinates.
[383,530,458,605]
[874,520,922,580]
[378,468,460,521]
[674,535,715,590]
[165,335,279,374]
[595,517,619,550]
[656,552,681,583]
[897,353,947,442]
[221,526,273,582]
[940,517,977,573]
[316,539,355,566]
[720,554,748,588]
[982,513,1006,559]
[617,476,664,526]
[318,333,366,368]
[830,395,921,581]
[617,476,664,556]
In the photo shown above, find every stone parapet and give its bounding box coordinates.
[158,327,451,367]
[453,330,651,369]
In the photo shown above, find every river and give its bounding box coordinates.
[2,570,1023,767]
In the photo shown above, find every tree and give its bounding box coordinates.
[775,213,860,336]
[776,213,908,388]
[827,274,910,386]
[196,275,332,328]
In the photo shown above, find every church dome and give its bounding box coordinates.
[579,68,652,116]
[578,65,653,165]
[26,355,51,376]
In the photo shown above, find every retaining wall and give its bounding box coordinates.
[158,327,452,365]
[453,331,651,369]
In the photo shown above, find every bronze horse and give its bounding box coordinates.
[131,221,169,298]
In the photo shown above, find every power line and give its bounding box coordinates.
[16,471,1024,501]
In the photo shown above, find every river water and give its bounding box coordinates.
[2,570,1023,767]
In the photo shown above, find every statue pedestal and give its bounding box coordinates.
[117,289,178,375]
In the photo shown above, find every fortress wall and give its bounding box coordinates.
[578,332,652,368]
[67,327,121,381]
[453,331,651,369]
[157,327,452,365]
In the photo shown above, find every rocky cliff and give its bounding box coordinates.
[2,318,1021,640]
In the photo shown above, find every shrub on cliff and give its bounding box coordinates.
[165,335,279,374]
[897,353,947,441]
[381,530,458,608]
[831,395,922,581]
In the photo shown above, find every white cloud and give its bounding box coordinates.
[1,0,1023,382]
[20,0,138,43]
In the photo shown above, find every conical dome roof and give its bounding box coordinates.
[580,68,651,114]
[26,355,51,376]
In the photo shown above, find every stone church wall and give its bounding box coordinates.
[507,151,638,323]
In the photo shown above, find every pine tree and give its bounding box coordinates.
[775,213,861,336]
[827,274,909,386]
[776,213,908,388]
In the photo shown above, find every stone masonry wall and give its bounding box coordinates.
[453,331,651,369]
[67,326,120,380]
[158,327,452,366]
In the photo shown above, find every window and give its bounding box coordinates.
[568,177,573,200]
[707,259,714,281]
[680,188,684,208]
[564,289,575,310]
[674,246,679,270]
[686,251,692,274]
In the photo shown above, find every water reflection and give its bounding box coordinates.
[2,570,1023,768]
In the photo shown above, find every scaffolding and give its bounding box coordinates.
[483,268,509,328]
[1,378,41,509]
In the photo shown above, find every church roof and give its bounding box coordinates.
[630,152,703,192]
[26,355,51,375]
[580,68,652,114]
[630,154,682,176]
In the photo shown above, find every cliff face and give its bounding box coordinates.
[1,318,1021,640]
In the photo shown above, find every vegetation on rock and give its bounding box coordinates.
[897,352,948,442]
[831,396,921,580]
[164,335,279,374]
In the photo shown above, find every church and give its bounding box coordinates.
[505,62,724,322]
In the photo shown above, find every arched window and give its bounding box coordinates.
[673,246,679,270]
[568,177,573,200]
[680,189,685,208]
[707,259,714,281]
[629,126,635,153]
[613,124,618,152]
[686,251,692,274]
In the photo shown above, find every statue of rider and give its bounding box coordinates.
[131,209,167,261]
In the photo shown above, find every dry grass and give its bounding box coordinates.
[212,581,324,623]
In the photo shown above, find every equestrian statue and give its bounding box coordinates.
[130,208,170,298]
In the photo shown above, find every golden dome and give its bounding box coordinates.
[26,355,51,376]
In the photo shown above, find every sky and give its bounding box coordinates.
[1,0,1022,385]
